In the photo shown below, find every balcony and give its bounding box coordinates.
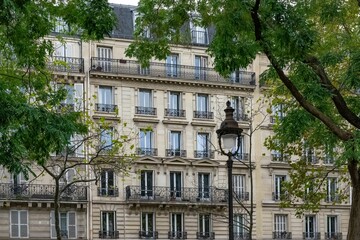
[95,103,117,113]
[125,186,227,204]
[325,232,342,240]
[303,232,321,239]
[48,56,84,73]
[234,191,250,201]
[58,103,75,112]
[196,232,215,239]
[0,183,87,201]
[136,148,158,156]
[272,232,292,239]
[99,231,120,239]
[139,231,158,239]
[271,154,289,162]
[97,187,119,197]
[191,30,208,45]
[193,111,214,119]
[325,194,340,203]
[272,192,289,202]
[165,108,186,117]
[90,58,256,86]
[168,231,187,239]
[194,150,215,159]
[235,153,249,161]
[234,113,249,121]
[166,149,187,158]
[234,232,250,240]
[136,106,157,115]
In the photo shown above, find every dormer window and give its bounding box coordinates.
[190,21,208,45]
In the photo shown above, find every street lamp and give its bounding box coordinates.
[216,101,243,240]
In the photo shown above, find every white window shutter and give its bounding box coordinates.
[53,41,64,57]
[68,212,76,238]
[74,83,83,112]
[19,211,28,237]
[50,211,56,238]
[10,211,19,238]
[66,168,76,183]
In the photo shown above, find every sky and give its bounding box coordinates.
[109,0,139,6]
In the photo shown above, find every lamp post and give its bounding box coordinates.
[216,101,243,240]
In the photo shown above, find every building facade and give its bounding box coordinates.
[0,3,350,240]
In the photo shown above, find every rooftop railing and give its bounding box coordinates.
[0,183,87,201]
[91,58,256,86]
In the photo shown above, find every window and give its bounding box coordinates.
[53,18,69,33]
[140,212,156,238]
[324,145,335,164]
[166,92,184,117]
[100,211,117,239]
[195,56,208,80]
[230,68,247,83]
[11,172,27,196]
[195,94,213,119]
[196,133,212,158]
[198,173,210,199]
[137,89,156,115]
[304,215,317,239]
[326,216,339,239]
[50,211,76,239]
[97,47,112,72]
[166,54,180,77]
[231,96,247,121]
[198,214,212,239]
[10,210,28,238]
[191,23,208,45]
[233,174,248,201]
[273,214,289,239]
[97,86,116,112]
[169,213,184,239]
[69,134,84,157]
[234,214,248,239]
[138,129,156,156]
[58,84,83,111]
[234,135,247,160]
[100,127,113,151]
[132,10,150,38]
[170,171,182,199]
[100,169,116,196]
[141,170,153,198]
[271,104,285,123]
[59,168,75,185]
[168,131,183,157]
[326,178,338,202]
[303,144,318,164]
[273,175,286,201]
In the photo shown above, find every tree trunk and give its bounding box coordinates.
[347,172,360,240]
[54,180,62,240]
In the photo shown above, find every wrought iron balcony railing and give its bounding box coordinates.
[0,183,87,201]
[165,108,186,117]
[125,186,227,204]
[325,232,342,240]
[234,113,249,121]
[234,232,250,240]
[271,154,289,162]
[139,231,158,239]
[136,106,157,115]
[235,153,249,161]
[58,103,75,112]
[196,232,215,239]
[97,187,119,197]
[48,56,84,73]
[99,230,120,239]
[91,58,256,86]
[168,231,187,239]
[272,231,292,239]
[234,191,250,201]
[95,103,117,113]
[136,148,158,156]
[194,150,215,159]
[272,192,289,202]
[325,194,340,203]
[303,232,321,239]
[191,30,209,45]
[193,111,214,119]
[166,149,187,157]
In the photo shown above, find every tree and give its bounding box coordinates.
[0,0,116,173]
[126,0,360,239]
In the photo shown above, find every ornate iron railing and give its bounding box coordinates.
[99,230,119,239]
[165,108,186,117]
[91,58,256,86]
[194,150,215,159]
[234,232,250,240]
[234,113,249,121]
[48,56,84,73]
[0,183,87,201]
[193,111,214,119]
[235,153,249,161]
[136,148,158,156]
[303,232,321,239]
[139,231,158,239]
[168,231,187,239]
[97,187,119,197]
[125,186,227,204]
[271,154,289,162]
[135,106,157,115]
[166,149,187,157]
[95,103,117,113]
[272,232,292,239]
[234,191,250,201]
[272,192,289,202]
[325,194,340,203]
[196,232,215,239]
[325,232,342,240]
